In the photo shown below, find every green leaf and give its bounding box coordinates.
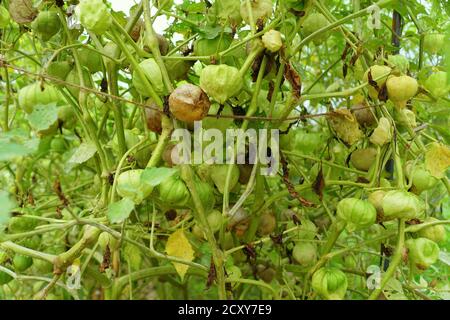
[0,133,39,162]
[0,140,33,161]
[0,191,16,226]
[107,198,135,224]
[67,142,98,166]
[179,1,205,13]
[27,103,58,131]
[141,167,177,187]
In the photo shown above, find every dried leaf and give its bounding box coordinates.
[341,43,351,60]
[166,229,194,281]
[8,0,37,24]
[99,246,111,273]
[367,69,379,90]
[313,166,325,200]
[280,152,314,207]
[425,142,450,179]
[284,63,302,99]
[206,258,216,289]
[328,109,363,146]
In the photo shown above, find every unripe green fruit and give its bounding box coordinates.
[386,75,419,108]
[200,64,243,104]
[368,190,386,215]
[65,68,93,98]
[285,0,311,11]
[343,254,358,269]
[396,108,417,128]
[213,0,242,25]
[98,232,112,251]
[246,38,264,55]
[423,33,445,54]
[77,47,103,73]
[194,35,233,58]
[363,65,392,99]
[336,198,377,232]
[158,174,191,208]
[33,245,65,274]
[165,57,193,81]
[350,148,377,171]
[210,164,240,194]
[132,58,165,96]
[312,267,348,300]
[302,13,330,45]
[50,136,66,154]
[382,190,424,220]
[31,11,61,41]
[47,61,72,83]
[370,117,392,146]
[0,270,13,285]
[13,254,33,272]
[424,71,450,98]
[292,242,317,266]
[57,105,77,129]
[418,218,446,243]
[262,30,283,52]
[405,161,438,193]
[82,225,101,244]
[117,169,153,205]
[207,210,223,234]
[192,225,204,239]
[18,82,64,113]
[8,216,38,233]
[195,180,216,213]
[240,0,272,25]
[406,237,440,272]
[76,0,112,34]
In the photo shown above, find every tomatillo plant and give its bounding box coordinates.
[0,0,448,301]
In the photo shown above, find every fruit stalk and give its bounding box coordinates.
[368,219,406,300]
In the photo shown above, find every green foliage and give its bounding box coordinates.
[0,0,448,302]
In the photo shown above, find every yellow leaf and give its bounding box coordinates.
[425,143,450,179]
[165,229,194,281]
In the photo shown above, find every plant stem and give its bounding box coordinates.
[180,165,227,300]
[146,116,173,168]
[368,219,406,300]
[0,241,55,262]
[2,66,10,131]
[142,0,173,93]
